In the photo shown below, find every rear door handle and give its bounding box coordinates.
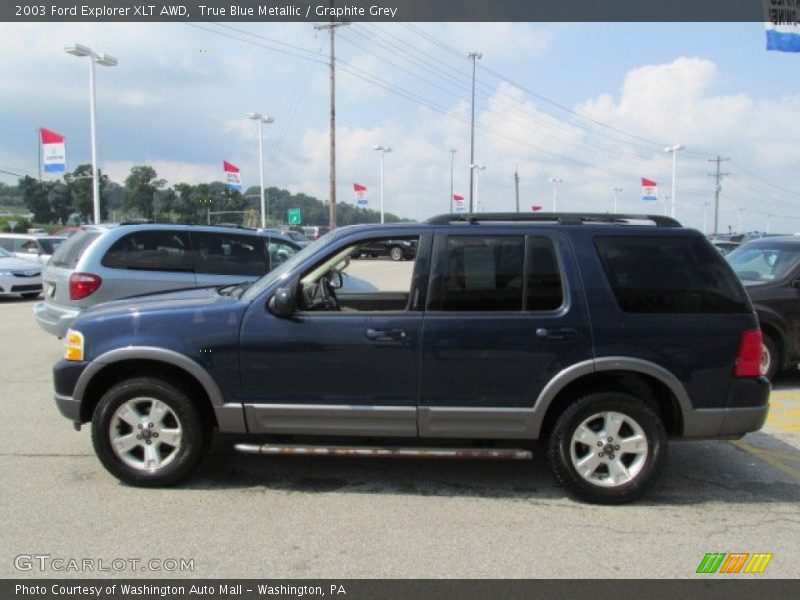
[365,328,408,342]
[536,327,580,340]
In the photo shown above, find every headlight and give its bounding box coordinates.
[64,329,84,361]
[0,271,11,276]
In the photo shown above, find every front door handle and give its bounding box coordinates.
[536,327,579,340]
[365,328,408,342]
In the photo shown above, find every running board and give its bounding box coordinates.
[234,443,531,460]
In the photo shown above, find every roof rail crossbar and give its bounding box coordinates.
[425,213,681,227]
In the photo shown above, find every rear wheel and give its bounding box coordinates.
[91,377,210,487]
[761,333,779,381]
[547,392,667,504]
[389,246,404,261]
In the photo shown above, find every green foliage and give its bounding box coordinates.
[0,216,32,233]
[124,165,166,219]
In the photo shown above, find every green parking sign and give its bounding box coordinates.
[287,209,301,225]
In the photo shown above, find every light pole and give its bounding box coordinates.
[467,51,482,213]
[64,43,117,225]
[449,148,457,214]
[612,187,623,213]
[702,200,711,234]
[470,164,486,212]
[549,177,563,211]
[245,112,275,229]
[664,144,685,219]
[374,145,392,224]
[738,205,746,233]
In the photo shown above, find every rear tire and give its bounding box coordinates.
[91,377,210,487]
[546,392,667,504]
[389,246,404,261]
[761,333,780,381]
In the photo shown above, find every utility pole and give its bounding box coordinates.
[315,17,349,229]
[707,156,729,235]
[449,148,457,214]
[467,51,482,213]
[514,165,520,213]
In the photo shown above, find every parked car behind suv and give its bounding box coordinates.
[357,238,417,261]
[0,247,43,298]
[0,233,67,264]
[726,236,800,379]
[51,213,769,504]
[34,224,300,337]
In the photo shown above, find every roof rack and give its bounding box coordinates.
[425,212,682,228]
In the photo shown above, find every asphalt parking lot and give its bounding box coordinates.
[1,288,798,579]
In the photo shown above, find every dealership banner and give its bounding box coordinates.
[40,127,66,175]
[223,160,241,192]
[453,193,466,213]
[641,178,658,202]
[354,183,368,206]
[765,0,800,52]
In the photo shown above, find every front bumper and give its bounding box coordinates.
[53,359,91,422]
[34,301,80,338]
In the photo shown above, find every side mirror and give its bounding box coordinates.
[268,286,295,317]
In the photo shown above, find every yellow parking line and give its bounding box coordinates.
[730,440,800,482]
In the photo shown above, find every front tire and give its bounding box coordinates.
[91,377,210,487]
[546,392,667,504]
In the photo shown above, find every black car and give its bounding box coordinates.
[357,238,417,261]
[726,236,800,379]
[52,213,769,504]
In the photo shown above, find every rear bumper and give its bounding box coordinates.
[34,301,80,338]
[682,376,771,438]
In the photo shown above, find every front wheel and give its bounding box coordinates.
[389,246,404,261]
[546,392,667,504]
[91,377,210,487]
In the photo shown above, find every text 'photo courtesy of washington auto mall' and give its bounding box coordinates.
[0,1,799,596]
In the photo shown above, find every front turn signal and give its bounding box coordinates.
[64,329,84,361]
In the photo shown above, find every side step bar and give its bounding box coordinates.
[234,443,531,460]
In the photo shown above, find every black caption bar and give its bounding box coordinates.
[3,0,769,23]
[4,579,800,600]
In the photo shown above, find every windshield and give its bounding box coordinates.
[726,244,800,283]
[38,237,65,254]
[240,231,335,301]
[0,247,12,258]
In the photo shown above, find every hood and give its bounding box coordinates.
[78,286,240,321]
[0,256,42,273]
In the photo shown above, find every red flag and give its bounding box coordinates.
[531,205,543,212]
[40,127,65,144]
[641,178,657,187]
[223,160,240,173]
[453,194,464,201]
[353,183,367,192]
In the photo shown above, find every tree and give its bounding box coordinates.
[66,164,110,222]
[19,176,54,223]
[124,165,165,219]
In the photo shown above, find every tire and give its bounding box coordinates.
[761,333,780,381]
[91,377,210,487]
[389,246,404,261]
[546,392,667,504]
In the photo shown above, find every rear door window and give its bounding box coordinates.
[595,236,749,313]
[102,230,192,272]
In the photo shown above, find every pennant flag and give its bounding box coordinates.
[765,0,800,52]
[40,127,66,174]
[453,194,464,201]
[531,205,543,212]
[452,193,466,213]
[642,178,658,202]
[223,161,241,191]
[354,182,368,206]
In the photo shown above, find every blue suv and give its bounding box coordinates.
[52,213,770,504]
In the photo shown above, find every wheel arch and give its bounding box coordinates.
[536,358,688,439]
[75,347,228,429]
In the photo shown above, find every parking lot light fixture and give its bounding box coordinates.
[469,164,486,212]
[246,113,275,229]
[549,177,563,211]
[664,144,685,219]
[64,43,118,225]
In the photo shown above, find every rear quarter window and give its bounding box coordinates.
[595,236,749,314]
[50,231,101,268]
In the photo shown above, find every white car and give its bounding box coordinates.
[0,233,66,264]
[0,247,42,298]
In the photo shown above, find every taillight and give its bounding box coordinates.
[735,329,763,378]
[69,272,102,300]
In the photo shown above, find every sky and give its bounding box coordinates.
[1,20,799,233]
